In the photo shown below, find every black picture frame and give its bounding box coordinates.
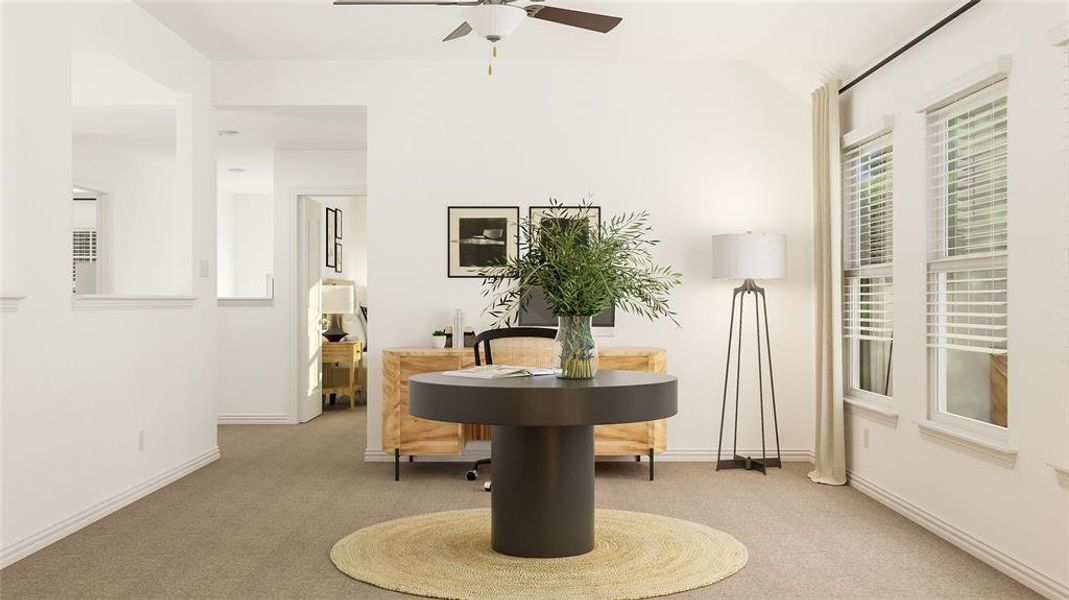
[518,287,616,328]
[334,209,343,240]
[528,205,601,240]
[325,207,337,269]
[333,242,343,273]
[447,206,519,278]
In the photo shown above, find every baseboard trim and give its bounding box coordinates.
[848,470,1069,600]
[662,448,815,463]
[217,414,290,425]
[363,448,815,463]
[0,446,220,569]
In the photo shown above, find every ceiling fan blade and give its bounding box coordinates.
[334,1,479,6]
[525,6,621,33]
[443,22,473,42]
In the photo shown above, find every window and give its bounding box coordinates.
[72,193,100,294]
[72,229,98,291]
[926,79,1008,433]
[842,132,893,401]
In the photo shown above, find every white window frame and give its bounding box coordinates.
[926,260,1008,441]
[841,122,894,406]
[918,62,1011,442]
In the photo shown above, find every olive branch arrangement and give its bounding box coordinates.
[479,199,682,327]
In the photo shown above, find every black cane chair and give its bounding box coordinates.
[465,327,559,491]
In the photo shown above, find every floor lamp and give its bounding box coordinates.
[712,232,785,475]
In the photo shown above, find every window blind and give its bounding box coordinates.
[843,275,893,342]
[72,228,97,292]
[843,133,893,343]
[926,79,1008,355]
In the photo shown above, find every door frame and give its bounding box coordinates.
[290,187,367,423]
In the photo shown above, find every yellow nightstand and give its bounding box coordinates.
[322,341,364,409]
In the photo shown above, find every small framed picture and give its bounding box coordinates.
[325,208,337,269]
[528,205,601,242]
[334,209,343,240]
[448,206,519,278]
[333,242,343,273]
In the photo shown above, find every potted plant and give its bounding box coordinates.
[431,329,448,349]
[481,199,680,379]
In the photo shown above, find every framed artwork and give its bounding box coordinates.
[325,208,337,269]
[334,209,343,240]
[448,206,519,278]
[333,242,343,273]
[528,205,601,242]
[519,286,616,328]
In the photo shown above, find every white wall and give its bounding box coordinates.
[216,151,366,422]
[217,192,273,297]
[73,134,185,295]
[840,2,1069,594]
[216,189,235,297]
[0,1,218,567]
[213,60,814,459]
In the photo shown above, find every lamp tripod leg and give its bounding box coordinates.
[732,289,744,461]
[755,292,767,475]
[715,291,738,471]
[760,288,782,468]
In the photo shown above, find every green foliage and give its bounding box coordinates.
[432,329,447,336]
[480,198,681,328]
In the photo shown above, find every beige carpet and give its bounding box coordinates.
[331,509,747,599]
[0,406,1041,599]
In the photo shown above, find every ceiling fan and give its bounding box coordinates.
[332,0,622,44]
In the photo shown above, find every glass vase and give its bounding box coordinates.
[556,315,598,379]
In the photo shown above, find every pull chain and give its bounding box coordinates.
[488,43,497,76]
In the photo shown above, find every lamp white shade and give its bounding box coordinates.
[321,285,354,314]
[462,4,526,41]
[711,233,786,280]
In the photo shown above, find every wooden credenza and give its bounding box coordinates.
[381,347,668,478]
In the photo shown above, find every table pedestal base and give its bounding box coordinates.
[490,424,595,558]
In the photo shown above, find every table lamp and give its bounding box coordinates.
[322,284,355,342]
[711,232,785,474]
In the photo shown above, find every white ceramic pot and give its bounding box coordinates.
[431,335,447,349]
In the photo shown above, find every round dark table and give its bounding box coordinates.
[408,370,677,558]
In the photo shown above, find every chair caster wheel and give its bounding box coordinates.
[483,481,492,492]
[466,470,478,481]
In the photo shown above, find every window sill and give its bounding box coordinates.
[1,294,27,313]
[217,297,274,306]
[915,419,1018,467]
[72,295,197,310]
[1051,464,1069,488]
[844,396,899,426]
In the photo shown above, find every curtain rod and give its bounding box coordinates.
[839,0,982,94]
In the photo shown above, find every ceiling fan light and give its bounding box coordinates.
[461,4,526,42]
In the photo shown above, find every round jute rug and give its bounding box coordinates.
[330,509,747,600]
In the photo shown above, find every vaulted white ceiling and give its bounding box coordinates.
[138,0,958,97]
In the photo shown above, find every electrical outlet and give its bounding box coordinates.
[199,259,210,278]
[863,427,870,449]
[138,430,145,452]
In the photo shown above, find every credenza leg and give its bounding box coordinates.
[648,448,654,481]
[394,448,400,481]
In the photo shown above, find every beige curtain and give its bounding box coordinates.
[809,81,847,486]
